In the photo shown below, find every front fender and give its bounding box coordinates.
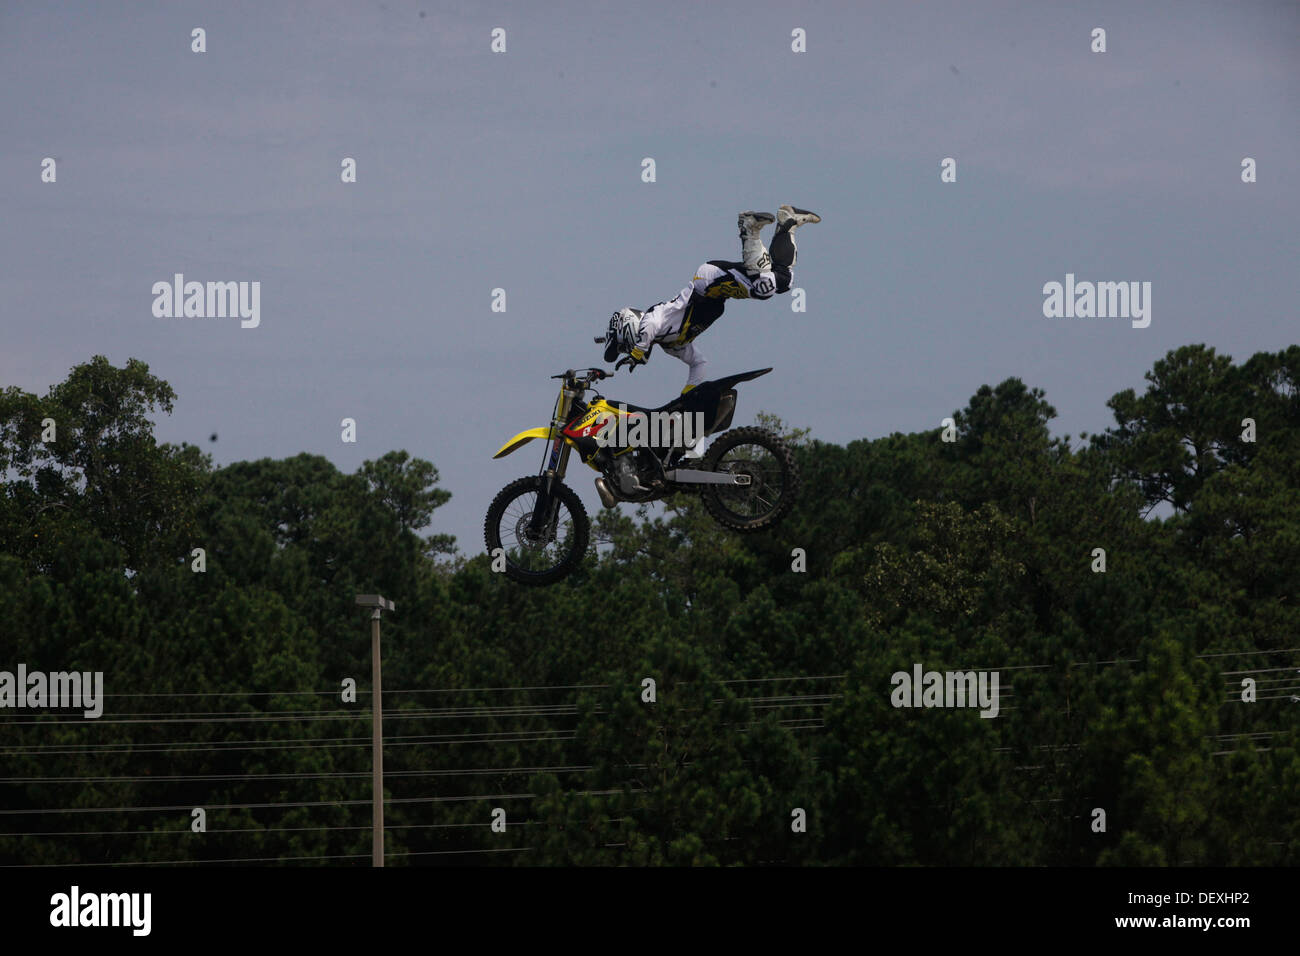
[493,426,556,459]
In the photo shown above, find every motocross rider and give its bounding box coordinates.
[601,205,821,393]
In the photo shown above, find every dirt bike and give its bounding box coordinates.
[485,365,800,585]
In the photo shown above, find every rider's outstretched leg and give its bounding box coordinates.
[771,205,821,293]
[738,211,775,277]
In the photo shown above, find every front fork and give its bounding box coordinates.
[528,387,577,537]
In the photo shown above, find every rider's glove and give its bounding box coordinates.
[616,347,647,373]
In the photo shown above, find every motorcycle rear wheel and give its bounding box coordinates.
[699,426,800,533]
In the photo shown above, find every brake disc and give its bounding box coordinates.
[514,514,553,550]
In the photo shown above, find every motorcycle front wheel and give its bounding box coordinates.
[484,476,590,585]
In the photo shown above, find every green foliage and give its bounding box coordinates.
[2,346,1297,865]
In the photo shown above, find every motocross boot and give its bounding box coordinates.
[738,210,775,276]
[771,206,820,272]
[777,205,821,228]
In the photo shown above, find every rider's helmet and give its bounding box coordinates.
[603,308,642,363]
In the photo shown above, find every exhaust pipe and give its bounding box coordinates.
[594,478,618,509]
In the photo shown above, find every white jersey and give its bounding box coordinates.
[635,260,776,388]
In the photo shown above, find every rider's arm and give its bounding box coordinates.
[632,303,668,360]
[637,280,697,356]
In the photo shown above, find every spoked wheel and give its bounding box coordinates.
[699,426,800,533]
[484,476,589,585]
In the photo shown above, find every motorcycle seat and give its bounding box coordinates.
[597,369,769,420]
[619,395,690,417]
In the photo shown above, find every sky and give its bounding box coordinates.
[2,0,1297,555]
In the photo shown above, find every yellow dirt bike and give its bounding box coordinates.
[485,366,799,585]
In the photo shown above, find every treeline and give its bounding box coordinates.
[1,344,1297,865]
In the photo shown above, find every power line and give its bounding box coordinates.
[0,730,583,757]
[0,765,596,785]
[0,818,633,839]
[2,847,533,867]
[1197,647,1300,659]
[0,788,643,817]
[0,693,840,729]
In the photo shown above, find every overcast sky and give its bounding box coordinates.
[3,0,1297,554]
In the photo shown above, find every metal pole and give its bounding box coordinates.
[355,594,393,867]
[371,609,383,867]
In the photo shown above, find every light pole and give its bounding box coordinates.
[355,594,395,867]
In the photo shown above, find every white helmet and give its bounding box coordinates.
[603,308,642,363]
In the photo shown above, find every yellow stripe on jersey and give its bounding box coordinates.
[673,309,693,345]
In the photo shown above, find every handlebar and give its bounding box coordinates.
[550,367,611,386]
